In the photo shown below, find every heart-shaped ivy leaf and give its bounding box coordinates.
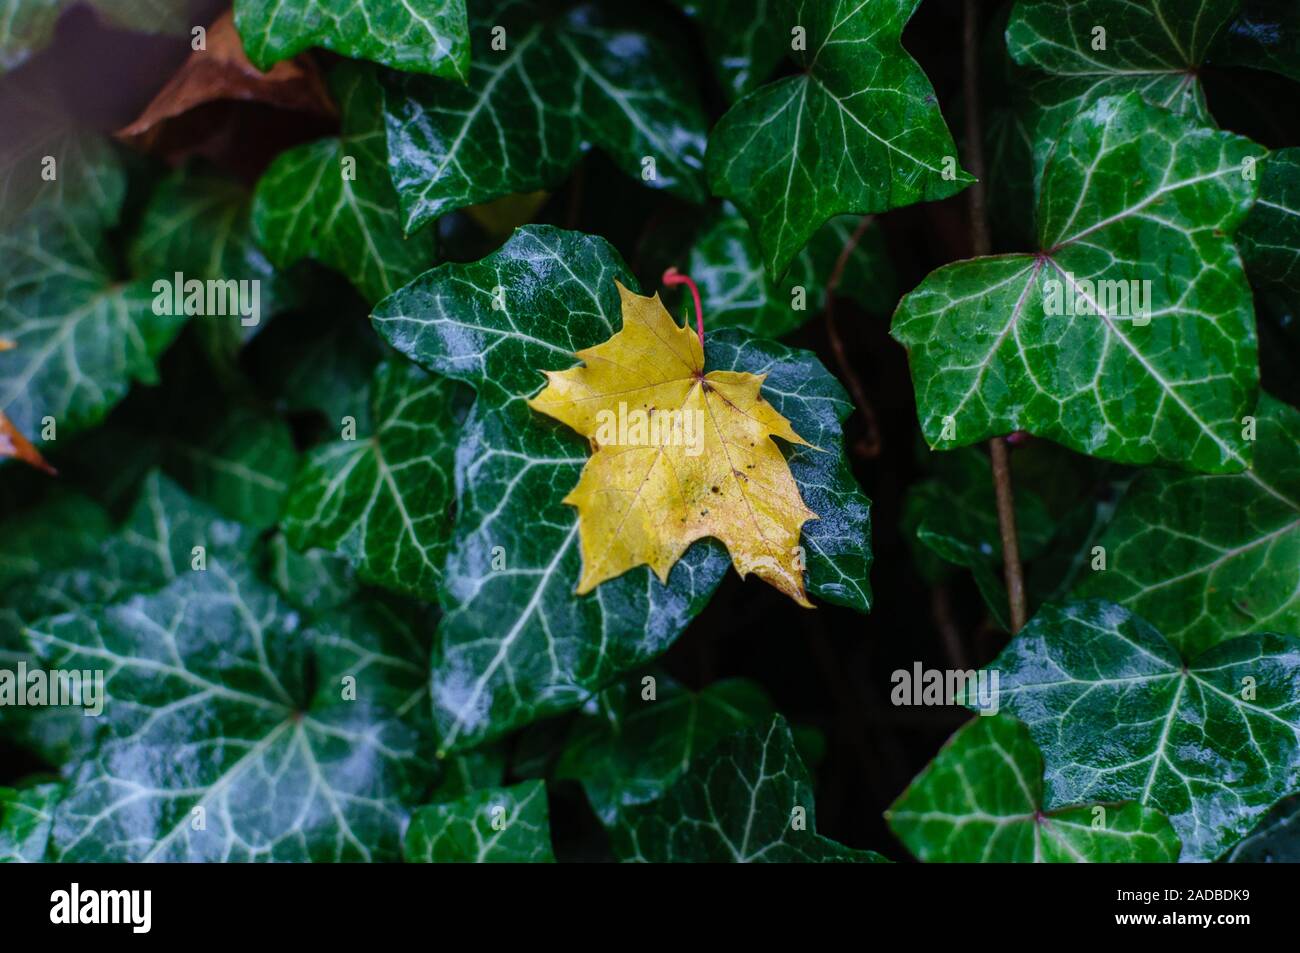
[1007,0,1238,179]
[382,0,708,234]
[27,560,436,862]
[1076,394,1300,657]
[888,713,1181,862]
[233,0,470,78]
[984,600,1300,861]
[892,92,1265,473]
[1,149,190,444]
[706,0,972,280]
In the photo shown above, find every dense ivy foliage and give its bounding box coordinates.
[1,0,1297,865]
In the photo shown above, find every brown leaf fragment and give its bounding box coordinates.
[116,10,336,148]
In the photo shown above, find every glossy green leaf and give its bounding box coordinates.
[1209,0,1300,83]
[1007,0,1237,178]
[1076,395,1299,657]
[705,329,875,612]
[252,61,437,304]
[1238,148,1300,301]
[283,357,470,603]
[234,0,469,77]
[892,93,1264,473]
[611,715,887,862]
[381,0,709,234]
[374,225,874,749]
[1,473,251,763]
[685,203,895,338]
[705,0,972,280]
[167,406,298,530]
[1224,794,1300,862]
[669,0,785,103]
[28,561,436,862]
[404,780,554,862]
[985,600,1300,861]
[263,532,359,616]
[0,0,193,73]
[0,782,60,862]
[130,166,298,366]
[555,674,774,824]
[888,714,1181,862]
[0,157,190,444]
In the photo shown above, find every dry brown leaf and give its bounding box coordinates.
[116,10,336,148]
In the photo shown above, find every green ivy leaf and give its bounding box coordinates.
[130,165,298,367]
[1209,0,1300,83]
[1238,148,1300,303]
[611,716,887,862]
[28,561,436,861]
[234,0,469,77]
[0,158,190,443]
[1076,394,1300,657]
[705,329,874,612]
[283,357,470,603]
[705,0,972,280]
[1224,794,1300,862]
[381,0,709,234]
[252,61,437,304]
[887,714,1181,862]
[985,600,1300,861]
[0,85,123,228]
[166,406,298,530]
[892,93,1264,473]
[0,0,195,73]
[374,225,875,749]
[555,674,774,824]
[0,782,60,862]
[1007,0,1237,178]
[685,203,895,338]
[668,0,785,103]
[404,780,555,862]
[1,473,250,763]
[263,532,359,615]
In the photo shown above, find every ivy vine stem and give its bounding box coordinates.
[963,0,1027,632]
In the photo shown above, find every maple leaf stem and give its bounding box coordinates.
[662,267,704,349]
[963,0,1026,633]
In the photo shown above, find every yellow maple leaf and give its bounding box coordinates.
[528,282,818,606]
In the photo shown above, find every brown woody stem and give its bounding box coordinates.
[963,0,1027,632]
